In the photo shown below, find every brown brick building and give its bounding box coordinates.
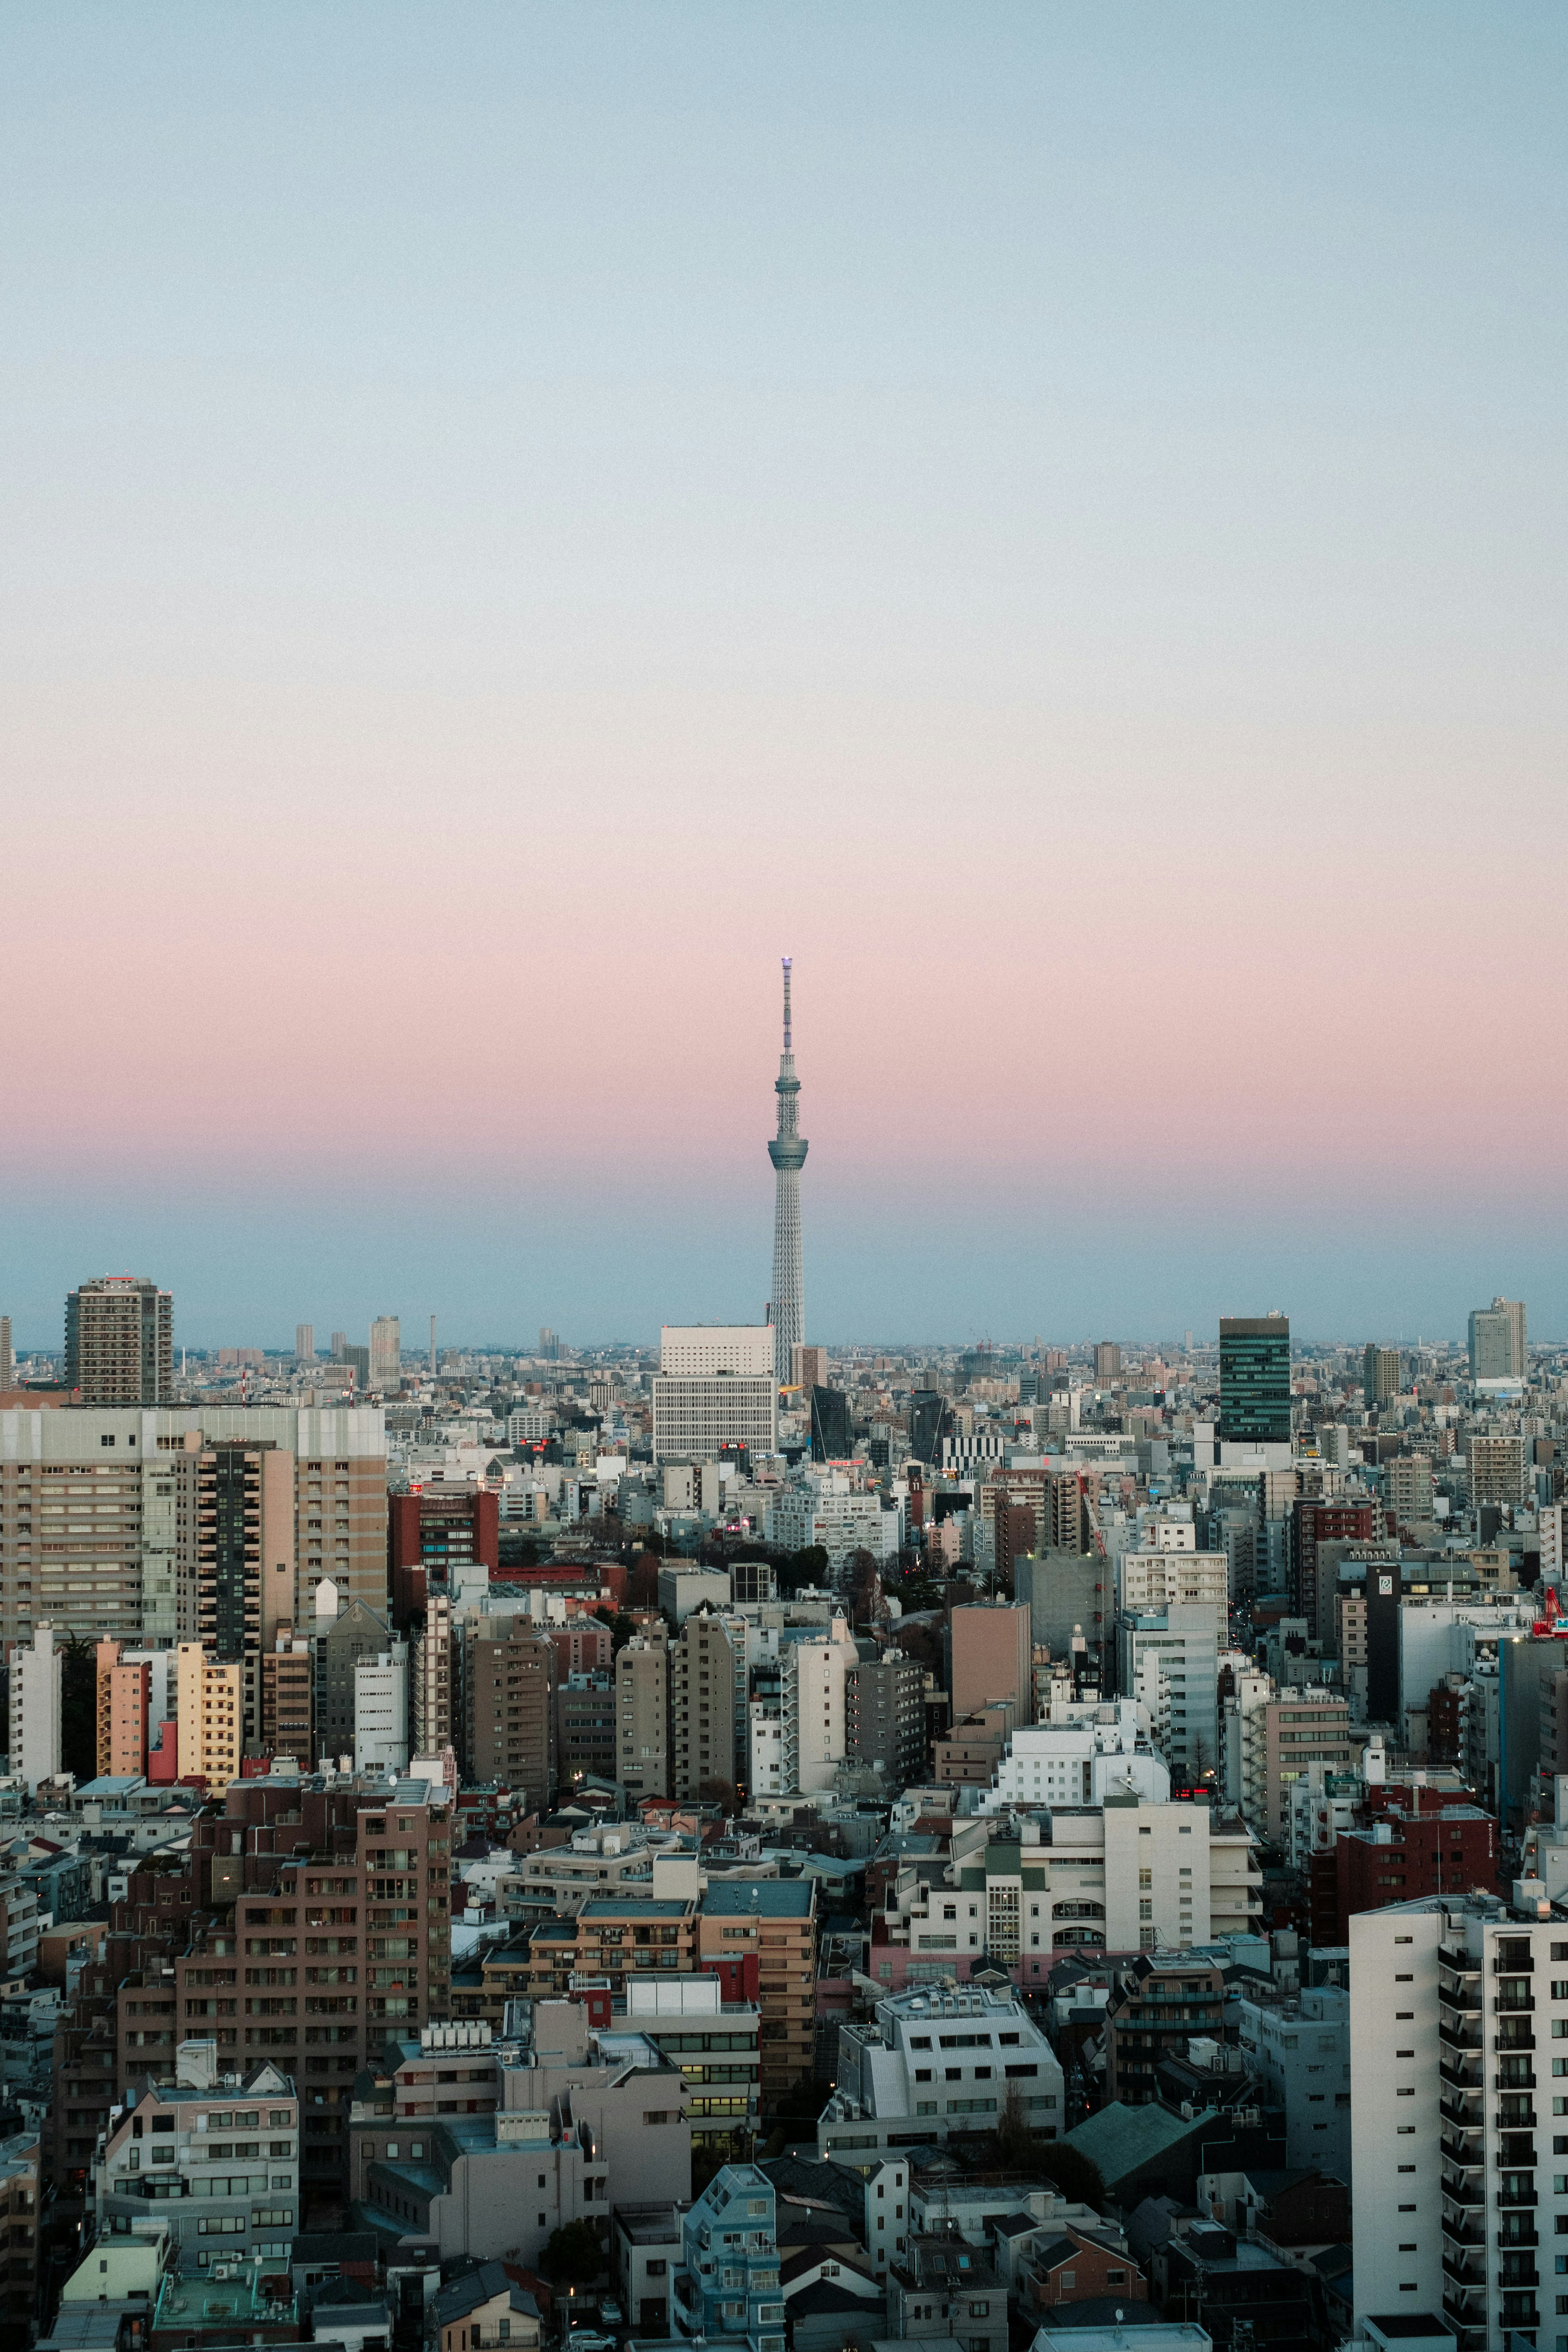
[461,1620,556,1807]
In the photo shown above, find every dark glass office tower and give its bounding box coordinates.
[810,1384,853,1461]
[1218,1315,1291,1443]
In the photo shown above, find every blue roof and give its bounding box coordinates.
[702,1881,814,1918]
[579,1898,692,1919]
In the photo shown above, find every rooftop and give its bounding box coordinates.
[702,1882,814,1918]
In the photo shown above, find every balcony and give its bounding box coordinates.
[1493,2070,1537,2092]
[1493,1952,1535,1975]
[1441,2255,1484,2290]
[1440,2058,1483,2089]
[1441,2180,1483,2211]
[1439,1943,1480,1973]
[1439,2097,1482,2131]
[1499,2267,1540,2291]
[1494,1993,1537,2015]
[1439,2020,1481,2051]
[1439,1985,1481,2014]
[1497,2187,1538,2209]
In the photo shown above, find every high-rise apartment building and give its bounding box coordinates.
[1469,1434,1528,1509]
[0,1317,11,1393]
[616,1628,670,1800]
[1468,1296,1526,1382]
[1218,1313,1291,1448]
[780,1633,848,1795]
[314,1593,395,1765]
[1363,1343,1401,1406]
[1093,1341,1121,1384]
[1350,1891,1564,2343]
[259,1628,314,1763]
[0,1405,389,1649]
[65,1276,172,1405]
[296,1323,315,1361]
[791,1343,827,1393]
[410,1592,454,1756]
[460,1619,555,1808]
[94,1638,172,1775]
[10,1626,62,1791]
[671,1613,741,1801]
[368,1317,401,1389]
[354,1646,409,1773]
[176,1641,243,1793]
[330,1331,348,1359]
[846,1649,926,1782]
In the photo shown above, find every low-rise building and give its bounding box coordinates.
[820,1983,1064,2161]
[94,2058,299,2270]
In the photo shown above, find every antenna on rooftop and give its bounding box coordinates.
[782,955,793,1051]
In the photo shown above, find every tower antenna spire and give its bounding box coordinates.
[767,955,807,1389]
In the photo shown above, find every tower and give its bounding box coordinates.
[767,955,808,1389]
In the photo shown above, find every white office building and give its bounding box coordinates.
[659,1326,775,1377]
[652,1375,777,1464]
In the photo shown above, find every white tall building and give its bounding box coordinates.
[354,1644,410,1773]
[1118,1604,1223,1780]
[652,1374,777,1464]
[1118,1549,1229,1613]
[10,1625,61,1791]
[1351,1888,1561,2344]
[369,1316,401,1388]
[659,1326,774,1377]
[766,1475,897,1570]
[781,1633,849,1795]
[295,1323,315,1362]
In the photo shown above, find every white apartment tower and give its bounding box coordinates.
[781,1633,848,1796]
[1351,1888,1563,2347]
[11,1625,62,1791]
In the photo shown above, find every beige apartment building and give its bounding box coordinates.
[461,1619,555,1808]
[0,1406,389,1650]
[617,1626,670,1799]
[176,1642,244,1793]
[671,1613,742,1800]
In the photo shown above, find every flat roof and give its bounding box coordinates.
[702,1882,814,1918]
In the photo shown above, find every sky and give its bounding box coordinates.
[2,3,1566,1350]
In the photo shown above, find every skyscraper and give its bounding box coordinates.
[1468,1295,1526,1381]
[1218,1313,1291,1447]
[0,1317,11,1392]
[295,1322,315,1362]
[368,1314,401,1388]
[1362,1342,1400,1406]
[767,956,807,1388]
[64,1275,172,1404]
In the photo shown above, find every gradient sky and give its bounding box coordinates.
[3,4,1566,1349]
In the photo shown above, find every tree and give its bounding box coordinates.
[539,2220,604,2285]
[627,1552,662,1608]
[595,1606,637,1657]
[846,1548,883,1623]
[997,2088,1102,2203]
[697,1777,737,1813]
[60,1636,97,1782]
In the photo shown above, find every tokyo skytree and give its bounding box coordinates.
[767,956,808,1388]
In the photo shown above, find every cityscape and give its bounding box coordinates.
[4,11,1561,2352]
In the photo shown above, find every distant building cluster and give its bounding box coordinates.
[0,977,1558,2350]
